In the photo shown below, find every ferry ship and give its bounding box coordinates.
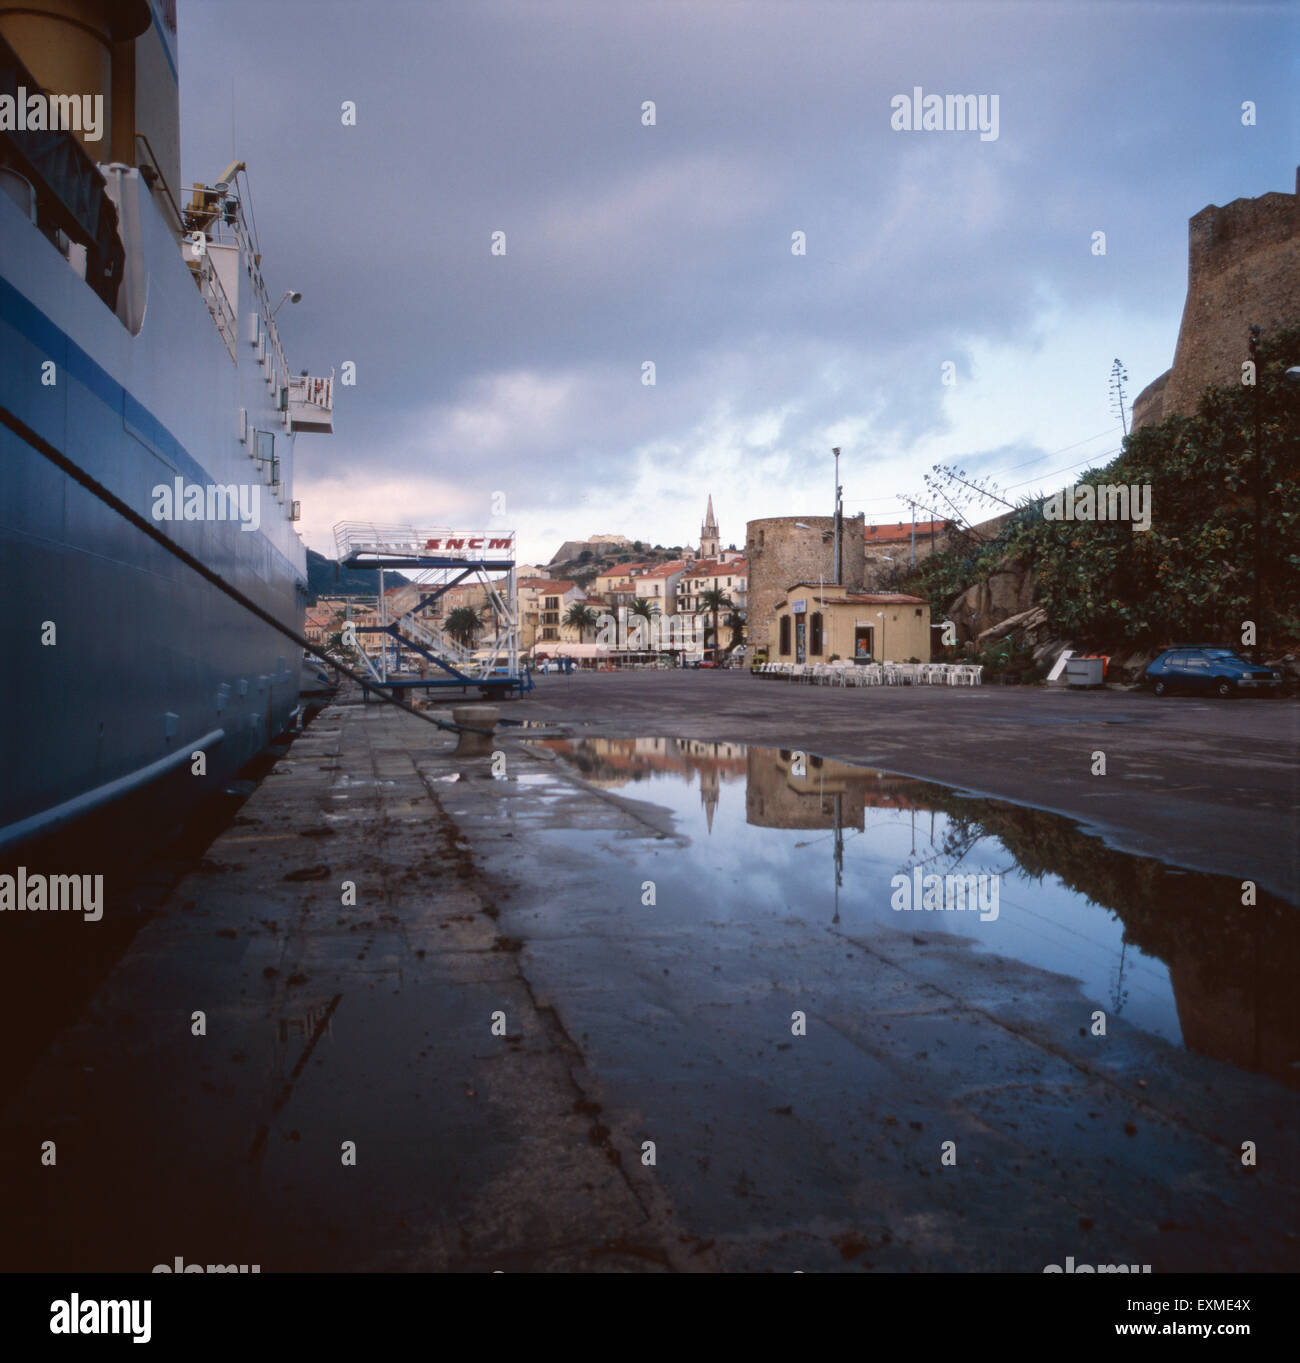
[0,1,334,856]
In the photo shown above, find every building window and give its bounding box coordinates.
[779,615,791,656]
[810,612,823,656]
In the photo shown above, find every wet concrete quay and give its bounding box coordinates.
[1,679,1298,1273]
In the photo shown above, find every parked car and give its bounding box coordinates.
[1144,645,1282,698]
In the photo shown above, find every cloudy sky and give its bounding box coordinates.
[180,0,1297,567]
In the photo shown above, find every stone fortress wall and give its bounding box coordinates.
[1133,166,1300,429]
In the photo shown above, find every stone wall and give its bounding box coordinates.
[548,538,635,565]
[745,513,866,651]
[1133,167,1300,429]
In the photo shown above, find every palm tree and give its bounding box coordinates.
[629,596,656,649]
[563,601,599,641]
[445,605,483,649]
[728,608,745,651]
[326,628,356,662]
[697,587,734,661]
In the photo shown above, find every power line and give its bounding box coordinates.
[993,425,1121,476]
[1003,448,1121,492]
[852,426,1124,521]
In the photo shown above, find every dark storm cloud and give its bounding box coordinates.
[179,0,1297,556]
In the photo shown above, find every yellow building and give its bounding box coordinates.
[769,587,931,663]
[518,578,586,649]
[591,563,653,598]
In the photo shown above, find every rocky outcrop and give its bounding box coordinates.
[549,538,637,565]
[976,605,1048,647]
[946,555,1036,644]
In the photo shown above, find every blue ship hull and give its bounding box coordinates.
[0,158,313,854]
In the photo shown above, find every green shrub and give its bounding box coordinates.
[900,326,1300,651]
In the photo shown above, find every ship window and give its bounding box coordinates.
[255,429,275,466]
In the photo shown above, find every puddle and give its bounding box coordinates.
[525,737,1300,1088]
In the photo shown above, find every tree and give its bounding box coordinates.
[326,629,356,662]
[564,602,599,641]
[697,587,734,659]
[903,323,1300,650]
[629,596,657,649]
[445,605,483,648]
[728,609,746,650]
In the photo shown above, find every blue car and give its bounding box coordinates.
[1144,645,1282,698]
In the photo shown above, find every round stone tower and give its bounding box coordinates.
[745,512,865,652]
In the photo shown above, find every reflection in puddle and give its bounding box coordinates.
[527,737,1299,1088]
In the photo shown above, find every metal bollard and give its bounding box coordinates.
[452,705,499,756]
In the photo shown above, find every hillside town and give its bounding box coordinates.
[304,495,965,673]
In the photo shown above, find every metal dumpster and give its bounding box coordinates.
[1066,656,1105,688]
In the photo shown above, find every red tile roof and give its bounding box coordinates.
[864,520,950,543]
[798,591,929,606]
[522,578,580,592]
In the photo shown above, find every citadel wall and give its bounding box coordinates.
[1132,167,1300,429]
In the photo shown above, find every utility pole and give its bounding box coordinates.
[832,446,842,584]
[909,499,916,568]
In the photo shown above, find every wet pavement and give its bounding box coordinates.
[512,669,1300,905]
[1,685,1297,1272]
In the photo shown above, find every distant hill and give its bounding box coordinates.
[548,535,633,564]
[545,541,688,588]
[307,548,407,600]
